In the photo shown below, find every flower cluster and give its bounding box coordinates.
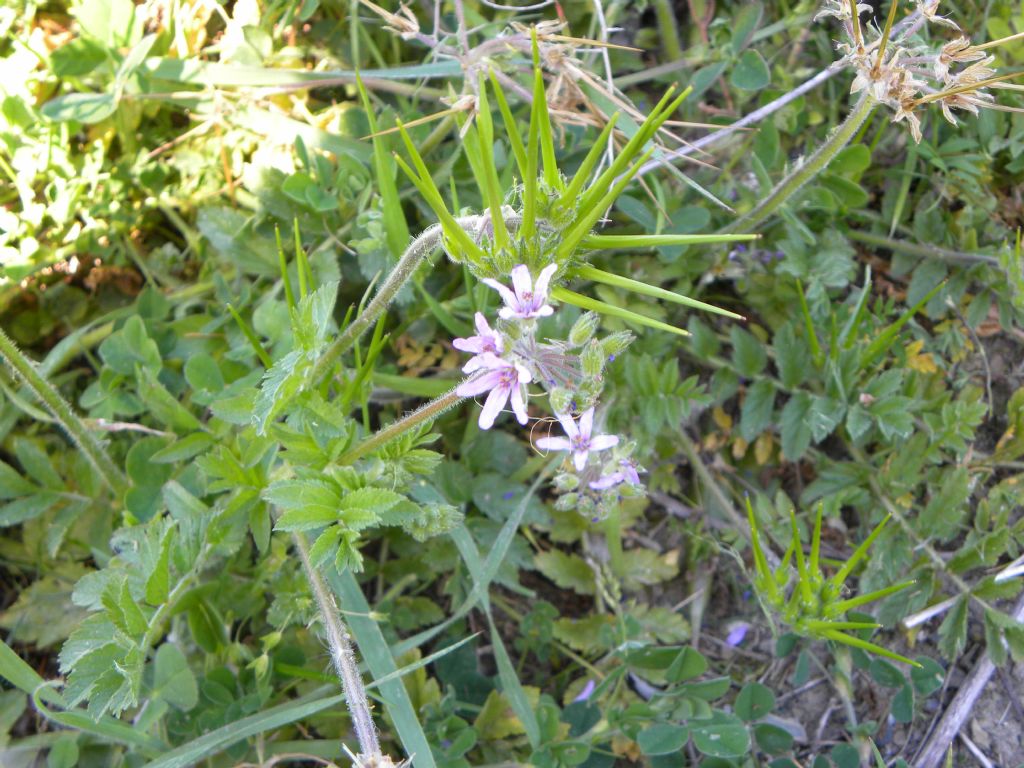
[454,263,645,520]
[818,0,1023,143]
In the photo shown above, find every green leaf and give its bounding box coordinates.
[735,681,775,721]
[730,50,770,91]
[937,596,969,659]
[869,658,905,688]
[910,657,944,695]
[731,1,764,53]
[144,527,172,606]
[152,644,198,710]
[731,326,767,377]
[638,724,689,756]
[892,681,914,724]
[740,380,776,441]
[41,92,118,124]
[774,323,810,388]
[754,723,794,754]
[919,467,970,543]
[690,712,750,758]
[780,392,813,460]
[666,647,708,683]
[534,550,596,595]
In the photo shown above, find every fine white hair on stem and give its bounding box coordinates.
[480,0,554,10]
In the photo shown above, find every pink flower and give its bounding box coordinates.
[589,459,642,490]
[456,353,532,429]
[453,312,503,359]
[482,264,558,320]
[536,408,618,471]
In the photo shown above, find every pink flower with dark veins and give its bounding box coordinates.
[456,353,532,429]
[453,312,504,359]
[483,264,558,320]
[536,408,618,471]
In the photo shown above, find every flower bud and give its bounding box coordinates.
[555,493,579,512]
[553,473,580,492]
[550,387,573,414]
[581,340,606,378]
[568,312,600,347]
[600,331,635,361]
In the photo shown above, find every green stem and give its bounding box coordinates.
[310,213,524,389]
[0,326,128,497]
[727,94,876,233]
[603,505,625,578]
[337,382,467,465]
[293,531,383,762]
[651,0,684,62]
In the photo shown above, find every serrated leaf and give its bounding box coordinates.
[731,326,767,377]
[919,467,970,543]
[253,350,309,435]
[534,550,595,595]
[774,323,809,388]
[937,596,968,659]
[740,380,776,441]
[619,549,680,590]
[780,392,813,460]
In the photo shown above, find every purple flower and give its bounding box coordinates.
[589,459,643,491]
[456,353,532,429]
[453,312,503,358]
[725,622,750,647]
[572,679,596,703]
[536,408,618,471]
[482,264,557,320]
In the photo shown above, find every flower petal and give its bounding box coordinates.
[589,435,619,452]
[482,278,517,308]
[590,472,625,490]
[536,436,571,451]
[573,449,589,472]
[473,312,491,336]
[510,264,533,303]
[534,305,555,317]
[457,369,502,397]
[478,385,510,430]
[453,337,485,354]
[578,408,595,439]
[509,382,529,425]
[514,363,533,384]
[534,263,558,301]
[555,411,578,440]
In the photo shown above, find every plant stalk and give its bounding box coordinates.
[0,326,129,497]
[337,382,468,465]
[726,94,876,233]
[293,531,384,762]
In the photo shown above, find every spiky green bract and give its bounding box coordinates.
[582,233,759,248]
[531,29,560,193]
[573,266,745,320]
[488,69,527,180]
[551,287,689,337]
[460,74,509,252]
[559,113,620,206]
[746,500,919,666]
[570,87,690,215]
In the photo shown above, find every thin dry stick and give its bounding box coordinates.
[912,592,1024,768]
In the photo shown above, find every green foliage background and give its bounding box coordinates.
[1,0,1023,766]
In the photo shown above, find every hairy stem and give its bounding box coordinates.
[726,94,876,233]
[294,531,383,761]
[0,326,129,497]
[338,382,468,465]
[310,213,524,389]
[311,223,447,387]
